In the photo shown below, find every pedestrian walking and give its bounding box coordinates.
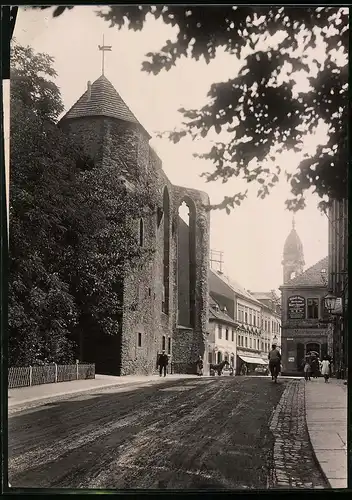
[311,356,319,378]
[196,355,204,376]
[157,350,169,377]
[268,344,281,382]
[304,358,312,381]
[321,356,331,383]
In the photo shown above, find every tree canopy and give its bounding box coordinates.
[34,5,348,212]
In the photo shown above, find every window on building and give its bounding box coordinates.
[137,332,142,347]
[168,337,171,354]
[208,352,212,364]
[268,321,271,333]
[231,329,234,342]
[217,351,222,363]
[249,311,252,325]
[245,312,248,324]
[307,298,319,319]
[253,315,256,327]
[225,328,229,341]
[261,341,264,351]
[162,335,166,351]
[245,337,248,348]
[249,338,252,348]
[218,326,222,339]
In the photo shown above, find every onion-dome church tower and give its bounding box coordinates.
[282,218,305,283]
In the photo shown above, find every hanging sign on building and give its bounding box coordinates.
[288,295,306,319]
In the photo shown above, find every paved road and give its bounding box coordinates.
[9,376,328,489]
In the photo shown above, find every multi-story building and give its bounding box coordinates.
[327,198,348,378]
[207,294,238,368]
[279,221,329,374]
[209,269,268,374]
[251,291,282,349]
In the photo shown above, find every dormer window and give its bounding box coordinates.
[223,306,227,313]
[214,304,220,312]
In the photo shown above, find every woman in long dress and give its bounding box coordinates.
[321,356,331,383]
[196,355,204,376]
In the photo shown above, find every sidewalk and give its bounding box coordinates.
[8,373,199,408]
[305,377,347,489]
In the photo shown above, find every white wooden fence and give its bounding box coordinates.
[8,363,95,389]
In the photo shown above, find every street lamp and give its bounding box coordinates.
[323,292,338,314]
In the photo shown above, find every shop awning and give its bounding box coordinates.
[238,355,267,365]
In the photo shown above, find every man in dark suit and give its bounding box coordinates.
[157,350,169,377]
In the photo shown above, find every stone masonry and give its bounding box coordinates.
[59,75,210,375]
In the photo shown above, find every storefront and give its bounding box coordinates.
[237,353,268,375]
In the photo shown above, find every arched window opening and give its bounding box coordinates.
[162,187,170,314]
[139,218,144,247]
[177,198,196,328]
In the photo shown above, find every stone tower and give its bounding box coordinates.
[282,218,305,284]
[57,73,210,376]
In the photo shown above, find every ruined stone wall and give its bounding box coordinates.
[62,114,209,375]
[172,186,210,374]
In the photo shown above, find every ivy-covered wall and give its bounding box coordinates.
[61,114,210,376]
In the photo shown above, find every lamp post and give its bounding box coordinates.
[321,269,348,379]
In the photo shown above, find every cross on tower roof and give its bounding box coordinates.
[98,35,112,76]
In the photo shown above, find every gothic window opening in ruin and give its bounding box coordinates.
[139,218,144,247]
[162,187,170,315]
[177,198,196,328]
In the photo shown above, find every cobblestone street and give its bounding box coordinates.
[268,379,328,489]
[9,376,328,490]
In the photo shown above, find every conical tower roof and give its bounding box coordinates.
[60,75,151,138]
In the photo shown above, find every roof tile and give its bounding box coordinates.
[284,256,328,287]
[60,75,150,138]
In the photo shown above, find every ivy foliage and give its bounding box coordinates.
[10,41,156,366]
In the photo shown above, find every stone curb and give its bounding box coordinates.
[8,375,200,409]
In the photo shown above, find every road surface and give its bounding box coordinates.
[9,376,328,489]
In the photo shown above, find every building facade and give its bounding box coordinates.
[251,291,282,349]
[59,74,210,375]
[207,295,238,368]
[327,198,348,378]
[209,269,269,374]
[280,222,329,374]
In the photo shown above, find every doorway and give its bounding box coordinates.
[306,343,320,357]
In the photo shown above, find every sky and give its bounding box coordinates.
[12,6,331,292]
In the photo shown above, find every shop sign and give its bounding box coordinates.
[288,295,306,319]
[288,357,295,362]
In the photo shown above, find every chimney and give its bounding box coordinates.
[87,81,92,101]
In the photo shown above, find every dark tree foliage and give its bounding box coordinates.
[10,41,156,366]
[34,5,348,212]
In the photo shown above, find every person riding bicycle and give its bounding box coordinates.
[268,344,281,382]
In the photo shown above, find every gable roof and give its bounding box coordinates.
[210,269,262,306]
[60,75,150,138]
[283,256,328,288]
[209,295,237,325]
